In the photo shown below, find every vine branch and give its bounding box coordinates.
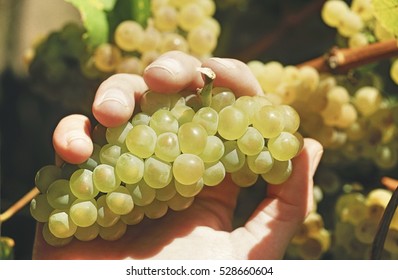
[0,187,39,223]
[298,39,398,73]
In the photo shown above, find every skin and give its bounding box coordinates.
[33,51,323,260]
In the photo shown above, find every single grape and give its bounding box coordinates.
[69,199,98,227]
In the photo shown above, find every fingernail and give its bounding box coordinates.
[308,143,323,176]
[145,57,183,76]
[209,57,237,69]
[96,89,130,110]
[66,131,91,148]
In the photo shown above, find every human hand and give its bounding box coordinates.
[32,51,323,260]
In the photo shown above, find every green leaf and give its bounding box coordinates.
[372,0,398,37]
[65,0,117,48]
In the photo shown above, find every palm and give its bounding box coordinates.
[33,176,241,259]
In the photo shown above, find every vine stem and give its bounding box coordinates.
[298,39,398,73]
[0,187,39,223]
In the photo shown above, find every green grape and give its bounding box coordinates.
[74,223,99,241]
[126,180,156,206]
[210,88,235,112]
[390,59,398,85]
[149,109,179,134]
[69,199,98,227]
[178,122,208,154]
[106,122,133,146]
[374,144,398,169]
[354,219,378,244]
[48,210,77,238]
[154,132,181,162]
[167,193,194,211]
[192,107,219,135]
[69,169,98,200]
[137,24,162,53]
[178,2,206,31]
[353,87,381,117]
[237,127,265,156]
[234,96,257,124]
[114,20,144,52]
[175,178,204,197]
[47,179,77,210]
[93,43,122,72]
[144,156,173,189]
[99,220,127,241]
[159,33,189,53]
[78,144,101,171]
[155,181,177,201]
[230,162,258,187]
[106,186,134,215]
[220,141,245,173]
[321,0,350,27]
[116,56,144,74]
[203,161,226,186]
[218,105,249,140]
[173,154,204,185]
[99,144,122,166]
[153,5,178,32]
[42,223,73,247]
[126,125,157,159]
[187,25,217,56]
[96,195,120,227]
[170,104,195,125]
[143,199,169,219]
[335,192,366,218]
[261,159,292,185]
[121,206,145,225]
[131,112,151,126]
[92,164,121,193]
[199,135,225,163]
[35,165,63,193]
[297,229,330,260]
[140,90,172,115]
[247,148,274,174]
[253,105,284,139]
[115,153,144,184]
[30,194,53,223]
[267,132,300,161]
[280,105,300,133]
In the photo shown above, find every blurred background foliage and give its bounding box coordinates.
[0,0,340,259]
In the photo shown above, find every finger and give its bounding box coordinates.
[92,73,147,128]
[231,138,323,259]
[202,57,264,96]
[52,114,93,164]
[144,51,203,93]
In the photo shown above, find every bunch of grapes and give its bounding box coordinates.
[321,0,398,85]
[332,188,398,259]
[247,60,398,170]
[286,211,331,260]
[30,69,303,246]
[321,0,395,47]
[90,0,220,76]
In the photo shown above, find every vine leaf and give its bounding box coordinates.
[372,0,398,37]
[65,0,117,48]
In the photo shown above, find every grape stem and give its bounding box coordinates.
[197,67,216,107]
[0,187,40,223]
[298,39,398,73]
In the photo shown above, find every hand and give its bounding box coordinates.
[32,51,323,260]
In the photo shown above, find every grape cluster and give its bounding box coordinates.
[321,0,395,47]
[332,188,398,259]
[90,0,220,76]
[30,74,303,246]
[286,212,331,260]
[248,60,398,170]
[321,0,398,85]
